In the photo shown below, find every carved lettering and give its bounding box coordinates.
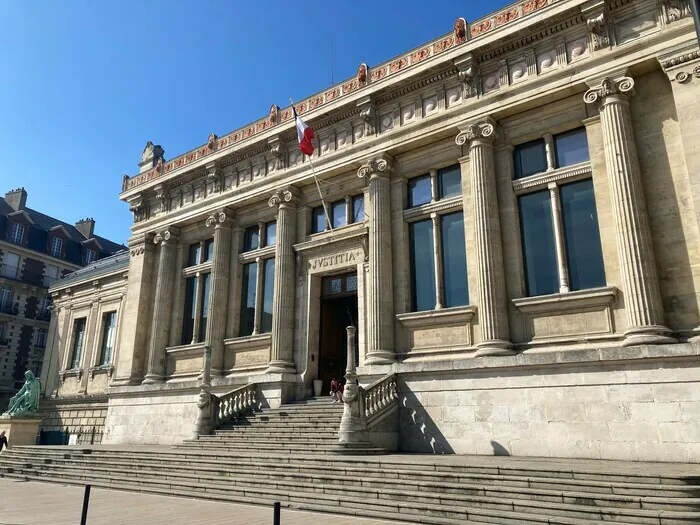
[307,251,360,272]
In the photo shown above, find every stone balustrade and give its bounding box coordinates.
[363,373,398,421]
[214,383,257,426]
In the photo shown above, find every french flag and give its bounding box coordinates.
[294,106,315,156]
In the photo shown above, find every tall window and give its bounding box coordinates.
[409,220,436,311]
[261,259,275,333]
[311,206,327,233]
[10,223,24,245]
[35,328,48,349]
[0,322,6,344]
[440,213,469,307]
[407,165,462,209]
[352,195,365,223]
[515,128,605,296]
[50,236,63,258]
[243,226,260,251]
[0,286,13,312]
[100,311,117,365]
[265,222,277,246]
[513,138,547,179]
[239,263,258,337]
[86,249,97,264]
[70,318,87,369]
[238,255,275,337]
[1,252,19,279]
[180,240,213,345]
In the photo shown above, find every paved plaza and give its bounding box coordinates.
[0,478,407,525]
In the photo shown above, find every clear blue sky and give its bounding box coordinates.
[0,1,508,245]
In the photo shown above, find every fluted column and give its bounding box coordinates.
[266,187,298,374]
[205,209,233,375]
[357,154,395,365]
[143,228,179,383]
[584,76,675,346]
[456,119,513,356]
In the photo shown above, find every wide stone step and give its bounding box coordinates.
[3,466,699,524]
[213,429,339,438]
[4,457,698,513]
[196,434,340,443]
[4,451,698,500]
[174,442,386,455]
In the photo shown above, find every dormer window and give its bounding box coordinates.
[50,236,64,258]
[10,223,24,245]
[86,249,97,264]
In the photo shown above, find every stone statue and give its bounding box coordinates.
[3,371,41,417]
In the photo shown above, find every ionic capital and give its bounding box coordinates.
[153,227,180,245]
[455,117,497,146]
[268,186,299,208]
[583,76,634,105]
[205,208,234,228]
[357,152,394,179]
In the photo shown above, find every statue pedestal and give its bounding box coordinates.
[0,416,41,447]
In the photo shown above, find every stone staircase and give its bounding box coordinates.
[1,398,700,524]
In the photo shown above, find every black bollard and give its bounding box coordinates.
[273,501,280,525]
[80,484,91,525]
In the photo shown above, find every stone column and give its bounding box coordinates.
[204,209,233,375]
[584,75,675,346]
[143,228,179,383]
[357,153,395,365]
[456,118,513,356]
[266,187,298,374]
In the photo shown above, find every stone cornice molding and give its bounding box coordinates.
[128,233,153,256]
[357,153,394,179]
[153,227,180,245]
[455,117,498,146]
[205,208,234,228]
[268,186,299,208]
[583,76,634,105]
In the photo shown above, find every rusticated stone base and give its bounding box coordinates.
[0,416,41,447]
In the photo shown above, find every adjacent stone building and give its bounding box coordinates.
[0,188,124,408]
[43,0,700,460]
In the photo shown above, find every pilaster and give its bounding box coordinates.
[266,187,298,374]
[357,153,395,365]
[143,228,180,383]
[584,74,676,346]
[456,118,513,356]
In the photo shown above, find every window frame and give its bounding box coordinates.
[99,311,117,365]
[49,236,64,258]
[10,223,24,245]
[70,318,87,369]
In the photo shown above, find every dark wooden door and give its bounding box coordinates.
[319,295,357,394]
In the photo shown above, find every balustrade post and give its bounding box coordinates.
[339,326,370,445]
[193,345,215,438]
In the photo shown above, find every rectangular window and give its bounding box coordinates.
[560,179,606,291]
[70,318,87,369]
[518,190,559,296]
[407,175,431,208]
[181,276,197,344]
[1,253,19,279]
[187,244,201,266]
[239,263,258,337]
[86,249,97,264]
[311,206,326,233]
[35,328,48,349]
[0,322,6,344]
[203,239,214,262]
[10,223,24,244]
[441,212,469,307]
[438,165,462,200]
[352,195,365,223]
[50,236,64,258]
[555,128,589,168]
[0,286,13,312]
[243,226,260,252]
[44,265,59,287]
[331,200,346,228]
[100,311,117,365]
[261,258,275,333]
[265,222,277,247]
[514,138,547,179]
[409,219,436,311]
[198,273,211,342]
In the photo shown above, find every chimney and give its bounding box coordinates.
[75,217,95,239]
[5,188,27,211]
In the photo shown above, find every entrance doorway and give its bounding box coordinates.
[318,273,358,394]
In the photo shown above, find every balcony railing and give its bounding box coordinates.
[36,309,51,322]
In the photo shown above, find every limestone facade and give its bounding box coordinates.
[43,0,700,460]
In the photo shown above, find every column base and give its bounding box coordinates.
[623,326,677,347]
[364,350,395,366]
[264,360,296,375]
[475,340,516,357]
[141,373,165,385]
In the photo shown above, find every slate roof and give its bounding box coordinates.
[0,197,127,266]
[51,249,130,289]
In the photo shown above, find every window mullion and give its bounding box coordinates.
[430,169,438,202]
[431,212,444,309]
[548,183,570,294]
[252,256,264,335]
[258,221,265,248]
[544,133,556,171]
[345,196,352,224]
[191,272,204,343]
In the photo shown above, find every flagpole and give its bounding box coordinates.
[290,97,333,231]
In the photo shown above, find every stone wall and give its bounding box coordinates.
[397,343,700,462]
[39,396,108,444]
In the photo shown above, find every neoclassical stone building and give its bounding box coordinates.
[44,0,700,460]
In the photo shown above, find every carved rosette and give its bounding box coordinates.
[357,153,394,179]
[268,188,297,208]
[583,77,635,105]
[205,210,230,228]
[128,234,149,257]
[455,119,496,146]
